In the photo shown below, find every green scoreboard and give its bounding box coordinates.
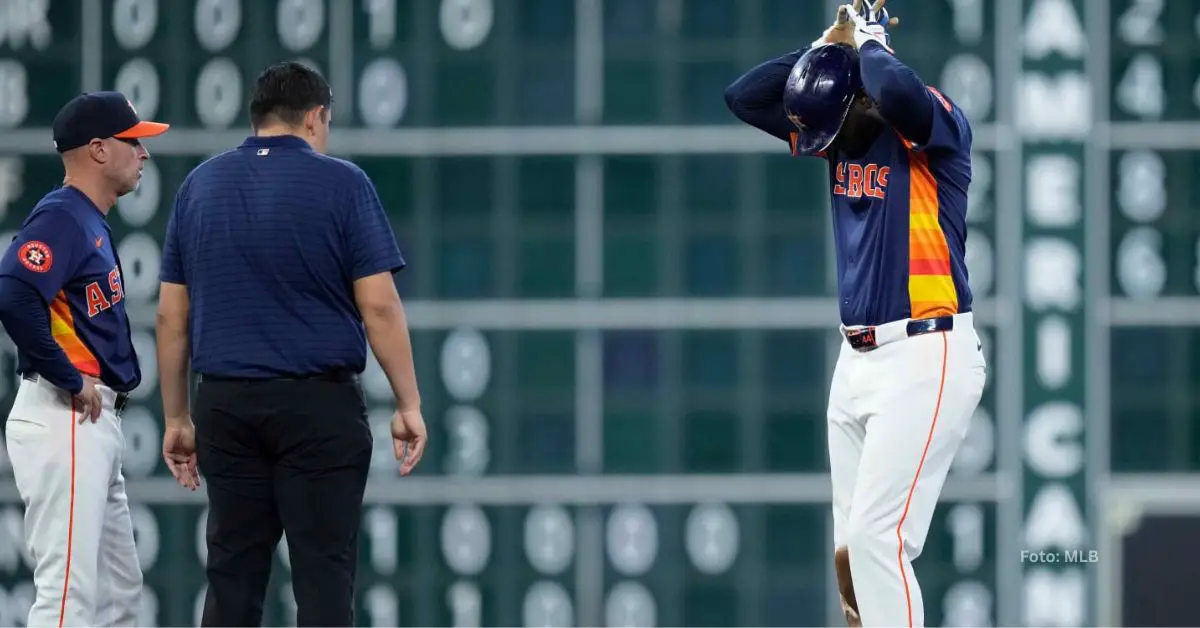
[2,0,1195,626]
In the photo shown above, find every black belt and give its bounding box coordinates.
[198,370,357,384]
[21,373,130,413]
[844,315,955,352]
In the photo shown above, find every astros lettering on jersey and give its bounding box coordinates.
[796,85,973,329]
[3,187,140,390]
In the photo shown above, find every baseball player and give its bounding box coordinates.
[0,91,168,626]
[725,2,985,626]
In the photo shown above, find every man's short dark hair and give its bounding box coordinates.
[249,61,333,129]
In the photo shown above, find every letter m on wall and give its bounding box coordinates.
[1018,72,1092,140]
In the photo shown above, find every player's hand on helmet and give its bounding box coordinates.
[73,377,102,423]
[811,4,858,48]
[391,408,427,476]
[162,418,201,490]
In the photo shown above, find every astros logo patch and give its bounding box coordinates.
[17,241,52,273]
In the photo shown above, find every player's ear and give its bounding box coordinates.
[88,138,110,164]
[304,106,326,134]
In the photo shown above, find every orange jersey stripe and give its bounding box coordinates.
[48,292,100,377]
[911,302,959,319]
[909,230,951,261]
[907,152,958,319]
[909,257,952,276]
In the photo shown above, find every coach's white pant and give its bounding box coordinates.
[5,375,142,627]
[828,312,986,627]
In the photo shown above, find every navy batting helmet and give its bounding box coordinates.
[783,43,863,156]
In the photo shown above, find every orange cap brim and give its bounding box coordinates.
[114,120,170,139]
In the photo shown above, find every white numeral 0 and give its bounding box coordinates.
[357,58,408,127]
[112,0,158,50]
[113,58,161,120]
[440,0,492,51]
[277,0,325,52]
[195,57,243,128]
[194,0,241,52]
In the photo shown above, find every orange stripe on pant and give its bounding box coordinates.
[894,332,949,627]
[58,399,77,628]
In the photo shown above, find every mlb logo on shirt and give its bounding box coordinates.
[257,149,270,156]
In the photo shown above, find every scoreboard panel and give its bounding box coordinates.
[1108,0,1199,124]
[0,0,79,130]
[1107,0,1200,475]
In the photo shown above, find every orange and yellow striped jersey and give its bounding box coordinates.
[819,86,973,327]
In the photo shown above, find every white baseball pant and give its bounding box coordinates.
[827,312,986,627]
[5,374,142,627]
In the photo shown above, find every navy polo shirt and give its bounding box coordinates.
[159,135,405,378]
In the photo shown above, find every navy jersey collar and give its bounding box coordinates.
[60,185,110,223]
[239,135,313,151]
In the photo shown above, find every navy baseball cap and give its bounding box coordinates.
[52,91,170,153]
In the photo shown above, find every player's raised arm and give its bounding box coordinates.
[726,6,866,150]
[857,40,935,146]
[0,211,87,395]
[847,2,954,149]
[723,49,807,143]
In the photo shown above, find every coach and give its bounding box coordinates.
[154,61,427,627]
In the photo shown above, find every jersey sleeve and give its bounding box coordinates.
[343,168,406,280]
[913,86,973,155]
[0,208,85,303]
[159,178,188,285]
[724,48,807,147]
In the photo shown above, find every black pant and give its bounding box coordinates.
[193,375,372,627]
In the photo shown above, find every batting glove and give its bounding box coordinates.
[852,16,893,52]
[854,0,896,30]
[844,0,898,52]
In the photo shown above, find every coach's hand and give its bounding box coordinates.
[391,409,427,476]
[163,419,201,490]
[73,378,102,423]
